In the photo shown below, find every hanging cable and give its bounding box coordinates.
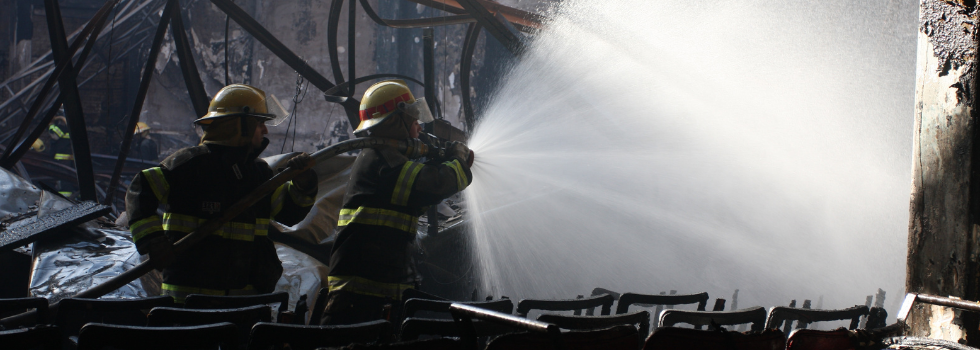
[281,72,309,153]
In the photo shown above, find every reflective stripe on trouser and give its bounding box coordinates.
[141,167,170,203]
[161,283,255,304]
[162,213,269,241]
[54,153,73,160]
[443,159,469,192]
[327,276,412,300]
[130,215,163,242]
[337,207,418,233]
[391,161,423,206]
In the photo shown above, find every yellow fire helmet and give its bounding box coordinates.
[31,139,46,152]
[134,121,151,135]
[193,84,289,126]
[355,80,434,134]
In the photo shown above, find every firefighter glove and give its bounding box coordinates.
[447,141,474,168]
[144,235,176,268]
[286,152,315,170]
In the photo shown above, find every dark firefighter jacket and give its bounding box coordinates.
[126,138,316,301]
[327,146,472,300]
[49,124,73,161]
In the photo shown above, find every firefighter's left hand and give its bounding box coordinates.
[286,152,315,170]
[286,153,317,193]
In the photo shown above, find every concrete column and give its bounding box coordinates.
[908,0,980,343]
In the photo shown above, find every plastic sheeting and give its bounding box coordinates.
[263,153,355,246]
[273,242,328,323]
[30,228,146,302]
[0,165,41,218]
[30,189,144,302]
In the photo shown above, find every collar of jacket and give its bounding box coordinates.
[205,137,269,165]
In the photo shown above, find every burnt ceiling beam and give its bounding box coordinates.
[0,0,118,169]
[359,0,475,28]
[405,0,541,32]
[43,0,98,201]
[454,0,525,55]
[103,0,177,207]
[210,0,361,127]
[170,6,210,118]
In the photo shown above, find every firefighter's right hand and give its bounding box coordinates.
[144,236,175,268]
[447,141,474,168]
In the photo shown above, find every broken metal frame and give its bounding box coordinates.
[0,0,121,171]
[43,0,99,201]
[1,0,542,212]
[0,0,163,124]
[102,0,179,208]
[170,7,210,117]
[212,0,361,127]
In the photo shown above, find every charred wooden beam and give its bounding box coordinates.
[0,201,110,253]
[908,0,980,344]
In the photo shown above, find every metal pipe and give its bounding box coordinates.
[450,303,565,350]
[897,293,980,325]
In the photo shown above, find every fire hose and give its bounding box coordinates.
[0,137,442,327]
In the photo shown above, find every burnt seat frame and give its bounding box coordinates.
[516,294,615,317]
[615,292,709,315]
[184,291,289,322]
[765,305,869,332]
[659,306,768,332]
[538,310,650,346]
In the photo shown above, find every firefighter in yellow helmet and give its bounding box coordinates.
[129,121,159,162]
[48,114,72,162]
[321,80,474,325]
[125,84,319,303]
[47,113,78,198]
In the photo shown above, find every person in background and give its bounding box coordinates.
[129,121,159,162]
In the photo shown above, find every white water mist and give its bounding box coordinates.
[464,1,916,319]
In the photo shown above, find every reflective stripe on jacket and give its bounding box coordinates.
[125,142,316,295]
[327,146,473,298]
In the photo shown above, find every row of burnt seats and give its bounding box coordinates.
[0,288,896,350]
